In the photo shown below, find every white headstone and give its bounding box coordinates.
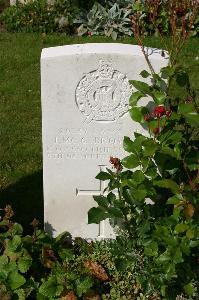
[41,43,168,239]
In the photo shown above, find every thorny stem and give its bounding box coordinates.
[131,13,156,77]
[137,34,156,77]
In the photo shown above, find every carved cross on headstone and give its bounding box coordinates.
[76,165,110,240]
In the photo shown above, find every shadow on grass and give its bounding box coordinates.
[0,170,43,234]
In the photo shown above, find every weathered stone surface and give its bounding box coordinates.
[41,43,168,238]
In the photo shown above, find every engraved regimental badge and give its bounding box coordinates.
[76,60,132,123]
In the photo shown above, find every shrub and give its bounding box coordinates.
[0,206,166,299]
[0,205,108,299]
[77,0,199,39]
[131,0,199,37]
[0,0,79,33]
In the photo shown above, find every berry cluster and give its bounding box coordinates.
[144,105,172,122]
[144,105,172,136]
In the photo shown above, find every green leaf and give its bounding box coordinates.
[185,112,199,127]
[59,248,74,261]
[95,171,112,181]
[142,139,158,156]
[157,250,170,263]
[124,134,146,156]
[88,207,109,224]
[55,231,72,244]
[93,195,108,208]
[123,136,134,153]
[76,277,93,297]
[153,74,167,92]
[122,154,140,169]
[190,240,199,248]
[184,282,194,296]
[131,187,147,201]
[175,223,188,233]
[161,66,174,79]
[178,103,194,114]
[178,104,199,126]
[108,207,123,218]
[160,285,166,297]
[160,146,178,158]
[131,170,145,184]
[176,71,189,87]
[7,235,22,252]
[140,70,150,78]
[0,270,7,282]
[152,90,166,105]
[144,241,158,257]
[122,188,135,204]
[39,276,63,298]
[130,80,151,94]
[166,195,182,205]
[107,192,116,204]
[14,289,26,300]
[160,130,183,145]
[11,223,23,235]
[186,229,195,239]
[145,165,158,179]
[153,179,179,194]
[133,135,145,152]
[129,91,144,106]
[8,271,26,290]
[0,255,8,268]
[0,220,9,226]
[129,107,143,123]
[17,253,32,273]
[165,263,176,279]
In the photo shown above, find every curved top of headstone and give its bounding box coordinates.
[41,43,168,60]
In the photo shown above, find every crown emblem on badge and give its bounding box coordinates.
[76,60,132,123]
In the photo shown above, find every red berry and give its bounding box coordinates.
[153,105,166,118]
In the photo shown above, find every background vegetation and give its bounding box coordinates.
[0,0,198,37]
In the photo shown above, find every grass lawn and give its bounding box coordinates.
[0,33,199,231]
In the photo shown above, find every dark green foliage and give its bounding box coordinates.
[0,206,169,299]
[88,38,199,299]
[0,206,107,299]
